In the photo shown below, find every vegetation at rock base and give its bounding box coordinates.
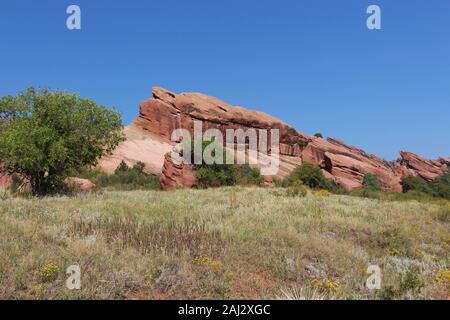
[0,87,124,196]
[183,139,263,189]
[283,163,344,194]
[400,174,450,200]
[0,187,448,299]
[401,176,434,195]
[76,161,160,191]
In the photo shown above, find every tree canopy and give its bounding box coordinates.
[0,87,124,195]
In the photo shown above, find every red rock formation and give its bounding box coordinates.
[160,153,197,191]
[107,87,449,192]
[132,87,309,156]
[301,137,403,191]
[64,177,96,192]
[398,151,448,181]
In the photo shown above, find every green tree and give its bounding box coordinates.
[314,133,323,138]
[363,173,382,191]
[115,160,130,174]
[0,87,124,196]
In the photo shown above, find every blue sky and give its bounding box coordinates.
[0,0,449,160]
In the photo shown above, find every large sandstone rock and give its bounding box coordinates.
[100,86,448,192]
[132,87,308,156]
[160,153,197,191]
[398,151,448,181]
[98,124,174,175]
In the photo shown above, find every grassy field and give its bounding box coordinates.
[0,187,449,300]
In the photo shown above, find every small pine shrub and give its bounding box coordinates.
[314,133,323,138]
[115,160,130,174]
[9,174,23,194]
[297,139,307,149]
[184,140,241,189]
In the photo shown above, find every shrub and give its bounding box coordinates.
[314,133,323,138]
[284,163,343,194]
[297,140,307,149]
[287,180,308,197]
[239,165,264,186]
[77,161,160,191]
[184,139,241,189]
[315,189,331,197]
[401,176,433,195]
[37,263,59,283]
[115,160,130,174]
[362,173,382,191]
[431,173,450,200]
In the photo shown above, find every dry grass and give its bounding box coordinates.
[0,187,449,300]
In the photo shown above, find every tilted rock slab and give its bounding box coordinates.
[104,87,448,191]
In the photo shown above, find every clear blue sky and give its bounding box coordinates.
[0,0,449,160]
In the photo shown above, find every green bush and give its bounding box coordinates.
[314,133,323,138]
[401,176,433,195]
[190,140,239,188]
[77,161,160,191]
[196,164,240,189]
[239,165,264,186]
[431,173,450,200]
[283,163,344,194]
[362,173,382,191]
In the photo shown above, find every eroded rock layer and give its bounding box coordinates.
[124,87,448,191]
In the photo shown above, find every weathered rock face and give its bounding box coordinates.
[160,153,197,191]
[98,124,174,175]
[133,87,308,156]
[398,151,448,182]
[301,137,404,191]
[109,86,448,191]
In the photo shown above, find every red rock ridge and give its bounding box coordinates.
[129,87,448,191]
